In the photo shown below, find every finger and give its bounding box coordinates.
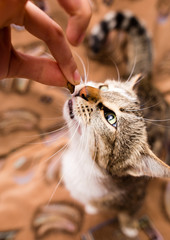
[7,48,68,87]
[57,0,92,45]
[24,1,81,85]
[0,0,27,28]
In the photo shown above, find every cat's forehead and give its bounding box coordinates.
[84,80,137,103]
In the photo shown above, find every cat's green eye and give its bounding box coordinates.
[99,85,108,91]
[104,112,117,127]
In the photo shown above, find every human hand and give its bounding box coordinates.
[0,0,91,87]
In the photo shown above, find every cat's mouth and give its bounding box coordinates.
[67,99,83,135]
[68,99,74,119]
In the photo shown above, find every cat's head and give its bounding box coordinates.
[63,75,170,178]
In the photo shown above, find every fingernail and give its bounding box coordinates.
[73,69,81,84]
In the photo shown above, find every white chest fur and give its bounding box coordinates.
[62,138,110,206]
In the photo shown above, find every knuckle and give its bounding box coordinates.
[45,24,64,44]
[54,25,64,38]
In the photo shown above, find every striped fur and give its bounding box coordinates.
[88,11,152,75]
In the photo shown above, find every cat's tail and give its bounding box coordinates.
[88,11,152,76]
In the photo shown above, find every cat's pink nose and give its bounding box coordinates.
[78,86,100,103]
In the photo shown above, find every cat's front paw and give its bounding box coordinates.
[121,226,139,238]
[118,213,139,238]
[85,204,98,215]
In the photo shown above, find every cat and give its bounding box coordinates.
[61,11,170,238]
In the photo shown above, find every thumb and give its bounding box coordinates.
[7,49,68,87]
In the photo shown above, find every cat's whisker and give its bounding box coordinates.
[47,122,84,203]
[30,123,76,172]
[28,117,80,145]
[125,102,163,112]
[140,102,162,111]
[139,96,164,109]
[40,116,64,120]
[73,125,90,174]
[88,143,97,180]
[39,125,68,137]
[139,99,152,108]
[47,175,63,205]
[108,56,121,82]
[3,122,69,149]
[84,126,90,150]
[136,116,170,128]
[33,137,68,171]
[25,127,69,145]
[23,123,68,139]
[135,74,146,85]
[73,51,87,84]
[80,127,97,181]
[42,122,79,163]
[45,122,82,174]
[45,123,79,162]
[142,117,170,122]
[126,55,137,82]
[89,155,95,179]
[143,121,170,128]
[76,125,88,157]
[80,77,84,84]
[85,57,90,84]
[39,131,69,145]
[74,139,86,170]
[90,130,100,180]
[34,121,80,184]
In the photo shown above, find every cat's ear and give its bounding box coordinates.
[127,147,170,178]
[126,74,143,90]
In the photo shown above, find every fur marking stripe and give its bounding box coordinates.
[115,12,125,29]
[101,20,110,34]
[90,11,147,41]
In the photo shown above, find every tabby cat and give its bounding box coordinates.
[62,11,170,237]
